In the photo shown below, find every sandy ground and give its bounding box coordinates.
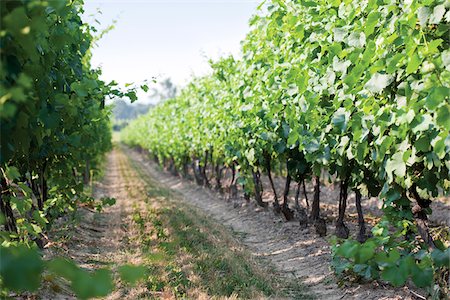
[127,147,437,300]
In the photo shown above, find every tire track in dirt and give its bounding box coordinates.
[126,147,421,300]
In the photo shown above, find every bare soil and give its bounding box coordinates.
[39,148,150,299]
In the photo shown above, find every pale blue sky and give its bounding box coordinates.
[82,0,259,103]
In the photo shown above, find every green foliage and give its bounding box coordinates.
[0,0,148,243]
[0,246,149,299]
[332,219,449,293]
[0,245,43,292]
[122,0,449,293]
[1,0,112,244]
[71,269,113,299]
[48,258,114,299]
[118,265,148,285]
[94,196,117,212]
[0,0,149,297]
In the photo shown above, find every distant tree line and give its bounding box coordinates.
[112,78,177,131]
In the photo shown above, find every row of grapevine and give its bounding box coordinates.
[1,0,145,297]
[123,0,449,293]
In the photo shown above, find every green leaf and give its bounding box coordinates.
[287,130,299,146]
[386,53,404,74]
[335,240,359,259]
[0,245,44,292]
[352,263,367,275]
[406,53,422,75]
[399,255,415,275]
[17,182,32,197]
[426,87,449,110]
[415,135,430,152]
[3,7,30,35]
[411,266,433,288]
[101,197,116,206]
[431,248,450,268]
[385,152,406,180]
[381,265,408,287]
[332,108,349,133]
[412,114,433,133]
[84,79,98,90]
[301,1,317,7]
[426,39,443,55]
[71,82,88,97]
[72,269,113,299]
[356,241,376,263]
[274,141,286,154]
[10,196,32,214]
[364,73,392,93]
[5,167,20,181]
[436,105,450,130]
[118,265,147,285]
[32,210,48,228]
[417,7,430,26]
[296,71,309,93]
[30,223,42,235]
[375,249,400,267]
[429,4,445,24]
[47,258,79,281]
[39,108,60,129]
[245,148,255,163]
[384,188,401,206]
[304,140,319,152]
[365,12,381,36]
[126,91,138,103]
[344,65,364,89]
[433,135,447,159]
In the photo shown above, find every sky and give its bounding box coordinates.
[82,0,260,104]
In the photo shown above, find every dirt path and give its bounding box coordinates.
[126,147,424,300]
[42,148,149,299]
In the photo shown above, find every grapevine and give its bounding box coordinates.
[123,0,450,293]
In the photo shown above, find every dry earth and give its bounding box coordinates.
[40,148,150,299]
